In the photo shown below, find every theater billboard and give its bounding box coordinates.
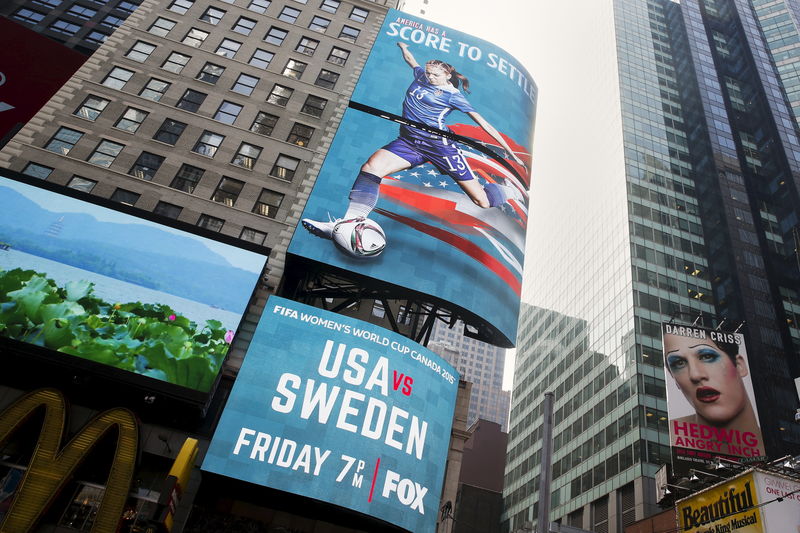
[662,323,765,472]
[288,9,536,347]
[202,297,459,532]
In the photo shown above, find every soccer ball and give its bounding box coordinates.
[332,217,386,258]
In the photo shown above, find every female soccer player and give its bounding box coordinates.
[302,42,526,241]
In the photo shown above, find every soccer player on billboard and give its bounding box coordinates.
[301,42,526,249]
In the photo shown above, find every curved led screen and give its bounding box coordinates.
[203,296,459,532]
[288,9,536,347]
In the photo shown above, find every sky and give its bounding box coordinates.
[397,0,563,391]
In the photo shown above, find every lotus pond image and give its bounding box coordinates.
[0,176,267,392]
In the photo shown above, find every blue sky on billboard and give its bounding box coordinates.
[3,178,263,273]
[203,296,459,532]
[290,9,536,347]
[0,174,267,392]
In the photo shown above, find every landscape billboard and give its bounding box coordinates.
[202,296,459,532]
[662,323,765,471]
[288,9,536,347]
[0,172,267,394]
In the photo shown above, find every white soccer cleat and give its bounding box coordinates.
[301,216,339,239]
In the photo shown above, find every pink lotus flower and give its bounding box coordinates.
[224,330,235,344]
[168,314,176,321]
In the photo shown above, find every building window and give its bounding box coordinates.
[315,69,339,89]
[349,6,368,22]
[152,118,186,145]
[282,59,307,80]
[129,151,164,181]
[21,162,54,179]
[114,108,148,133]
[287,123,314,146]
[33,0,61,7]
[232,73,259,95]
[270,154,300,180]
[100,14,124,28]
[264,26,287,45]
[319,0,339,13]
[247,0,269,11]
[111,188,140,206]
[102,67,134,89]
[148,17,176,36]
[49,19,81,35]
[140,78,170,101]
[115,1,139,14]
[197,214,224,232]
[339,25,359,42]
[251,112,278,136]
[176,89,206,112]
[215,38,241,58]
[67,4,97,19]
[253,188,283,218]
[278,6,300,22]
[67,176,97,192]
[308,16,330,32]
[212,177,245,206]
[249,49,274,69]
[301,95,327,117]
[182,28,209,47]
[162,52,191,73]
[240,227,267,244]
[327,46,349,66]
[45,127,83,155]
[372,301,385,318]
[296,36,319,55]
[87,139,125,167]
[170,164,204,192]
[267,84,293,106]
[167,0,193,14]
[12,8,46,24]
[196,62,224,84]
[85,31,109,44]
[192,131,224,157]
[74,95,110,121]
[231,142,262,169]
[126,40,156,62]
[232,16,257,35]
[199,6,224,24]
[214,101,243,124]
[154,201,182,219]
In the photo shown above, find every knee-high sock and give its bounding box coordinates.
[345,171,382,219]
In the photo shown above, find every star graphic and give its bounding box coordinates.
[423,181,433,187]
[438,181,448,187]
[409,171,420,177]
[427,169,438,176]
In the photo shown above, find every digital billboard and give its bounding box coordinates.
[288,9,536,347]
[202,296,459,532]
[662,324,765,471]
[0,172,267,394]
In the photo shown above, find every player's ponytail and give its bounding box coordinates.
[427,60,471,94]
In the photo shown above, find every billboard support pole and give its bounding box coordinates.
[536,392,555,533]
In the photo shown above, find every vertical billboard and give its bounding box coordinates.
[288,9,536,347]
[662,324,765,472]
[202,297,459,532]
[0,172,267,394]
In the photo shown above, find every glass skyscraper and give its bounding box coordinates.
[504,1,800,531]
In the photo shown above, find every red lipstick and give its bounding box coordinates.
[696,387,720,403]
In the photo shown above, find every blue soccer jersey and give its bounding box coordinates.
[401,66,475,140]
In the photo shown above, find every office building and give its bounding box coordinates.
[429,320,511,431]
[504,1,800,532]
